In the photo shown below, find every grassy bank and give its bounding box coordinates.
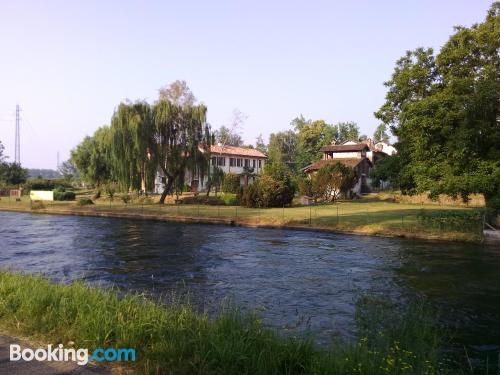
[0,270,446,374]
[0,193,485,242]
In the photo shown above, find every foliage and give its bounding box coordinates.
[109,101,157,192]
[255,134,267,154]
[27,169,60,179]
[220,192,239,206]
[375,4,500,214]
[71,127,113,189]
[222,173,240,193]
[214,125,243,147]
[370,155,404,189]
[23,178,71,191]
[53,190,76,201]
[313,163,357,202]
[417,209,483,235]
[0,271,446,375]
[154,100,212,203]
[240,164,295,208]
[297,175,314,197]
[0,162,28,186]
[158,79,196,106]
[57,160,78,183]
[267,130,298,172]
[207,166,224,196]
[0,140,5,162]
[335,121,360,143]
[373,123,390,142]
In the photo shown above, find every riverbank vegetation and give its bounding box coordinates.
[0,192,486,242]
[0,270,451,374]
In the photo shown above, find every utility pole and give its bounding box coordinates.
[15,104,20,164]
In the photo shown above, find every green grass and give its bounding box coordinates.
[0,193,485,242]
[0,270,446,374]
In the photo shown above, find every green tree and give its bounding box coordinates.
[0,140,6,162]
[158,80,196,106]
[58,160,78,183]
[267,130,298,171]
[292,117,336,168]
[373,124,389,142]
[375,3,500,213]
[336,121,360,143]
[109,101,157,193]
[154,101,211,203]
[0,162,28,185]
[214,125,243,146]
[71,127,113,197]
[255,134,267,154]
[312,163,357,202]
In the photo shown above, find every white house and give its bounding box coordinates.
[154,145,267,194]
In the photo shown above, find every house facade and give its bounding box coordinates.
[154,145,267,194]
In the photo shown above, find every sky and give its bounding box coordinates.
[0,0,493,169]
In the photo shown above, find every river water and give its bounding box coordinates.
[0,211,499,358]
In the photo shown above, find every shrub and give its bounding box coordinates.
[24,179,71,191]
[220,193,238,206]
[222,173,240,193]
[313,163,357,202]
[121,194,131,204]
[54,191,76,201]
[77,198,94,206]
[417,210,483,235]
[181,196,224,205]
[240,173,295,208]
[297,176,313,197]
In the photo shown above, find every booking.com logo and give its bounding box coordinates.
[10,344,136,366]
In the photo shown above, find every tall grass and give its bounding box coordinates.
[0,271,447,374]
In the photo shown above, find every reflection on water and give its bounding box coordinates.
[0,211,499,354]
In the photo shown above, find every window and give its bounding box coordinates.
[217,156,225,166]
[211,157,216,166]
[258,160,262,168]
[229,158,235,167]
[244,159,249,167]
[252,159,256,168]
[237,158,242,167]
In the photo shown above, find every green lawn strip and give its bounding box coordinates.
[0,271,446,374]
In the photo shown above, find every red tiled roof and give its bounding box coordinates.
[210,145,267,158]
[320,143,369,152]
[302,158,371,173]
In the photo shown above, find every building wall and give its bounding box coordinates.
[323,151,363,159]
[154,155,266,194]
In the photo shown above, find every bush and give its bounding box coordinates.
[77,198,94,206]
[24,179,71,191]
[240,173,295,208]
[417,209,483,234]
[54,191,76,201]
[121,194,132,204]
[222,173,240,193]
[220,193,239,206]
[181,196,224,205]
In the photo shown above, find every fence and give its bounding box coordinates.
[0,195,485,240]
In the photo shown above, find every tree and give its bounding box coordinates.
[154,101,211,203]
[293,118,337,169]
[375,3,500,213]
[214,125,243,146]
[312,163,357,202]
[71,127,113,197]
[109,101,157,193]
[0,162,28,185]
[158,80,196,106]
[0,140,6,163]
[373,124,390,143]
[336,122,360,143]
[255,134,267,154]
[58,160,78,183]
[267,130,298,171]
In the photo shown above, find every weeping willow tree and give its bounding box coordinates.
[71,126,113,198]
[154,101,211,204]
[109,102,157,193]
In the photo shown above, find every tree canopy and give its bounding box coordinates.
[375,3,500,212]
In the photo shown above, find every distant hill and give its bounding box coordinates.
[27,169,61,179]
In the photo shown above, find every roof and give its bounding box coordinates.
[210,145,267,158]
[320,143,369,152]
[302,158,372,173]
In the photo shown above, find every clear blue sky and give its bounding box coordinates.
[0,0,493,169]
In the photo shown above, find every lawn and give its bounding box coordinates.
[0,192,485,242]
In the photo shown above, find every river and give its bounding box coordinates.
[0,211,499,361]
